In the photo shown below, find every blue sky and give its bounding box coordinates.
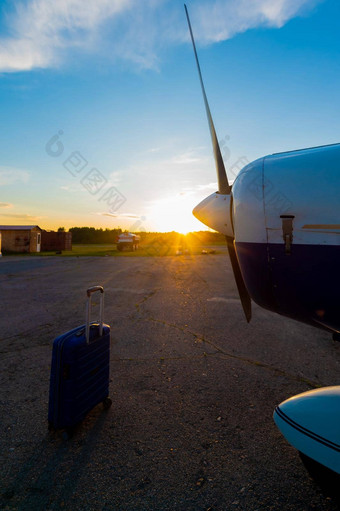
[0,0,339,233]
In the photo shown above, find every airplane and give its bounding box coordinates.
[184,4,340,501]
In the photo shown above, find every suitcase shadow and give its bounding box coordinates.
[1,406,111,511]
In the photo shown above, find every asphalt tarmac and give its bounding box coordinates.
[0,254,339,511]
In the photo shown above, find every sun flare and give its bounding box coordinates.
[147,195,203,234]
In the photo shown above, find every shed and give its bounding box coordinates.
[0,225,42,253]
[41,230,72,251]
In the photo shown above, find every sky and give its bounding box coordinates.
[0,0,340,233]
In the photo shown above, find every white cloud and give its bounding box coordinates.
[0,202,12,208]
[191,0,321,43]
[0,0,135,72]
[59,184,85,192]
[0,167,30,185]
[197,182,218,191]
[101,212,140,219]
[178,181,218,197]
[107,171,124,186]
[0,0,321,73]
[171,150,202,165]
[0,213,42,220]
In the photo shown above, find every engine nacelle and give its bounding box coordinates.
[232,143,340,333]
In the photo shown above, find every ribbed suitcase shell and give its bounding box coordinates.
[48,323,110,430]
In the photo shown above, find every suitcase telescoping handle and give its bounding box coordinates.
[85,286,104,344]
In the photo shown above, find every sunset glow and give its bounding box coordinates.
[147,195,204,234]
[0,0,338,233]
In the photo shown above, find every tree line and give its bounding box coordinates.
[68,227,123,244]
[58,227,226,245]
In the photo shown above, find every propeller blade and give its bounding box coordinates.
[185,4,251,322]
[226,236,252,322]
[184,4,231,195]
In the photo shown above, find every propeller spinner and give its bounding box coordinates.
[185,4,251,322]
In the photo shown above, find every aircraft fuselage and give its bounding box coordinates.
[232,143,340,333]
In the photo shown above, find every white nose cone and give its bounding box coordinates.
[193,192,233,236]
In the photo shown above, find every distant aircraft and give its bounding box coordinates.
[185,4,340,500]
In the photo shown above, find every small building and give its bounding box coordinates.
[41,230,72,251]
[0,225,42,253]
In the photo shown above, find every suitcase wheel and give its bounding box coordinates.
[103,397,112,410]
[62,428,74,441]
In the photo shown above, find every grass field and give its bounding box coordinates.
[49,242,226,257]
[3,242,227,257]
[1,231,229,257]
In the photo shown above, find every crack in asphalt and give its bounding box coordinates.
[142,317,322,389]
[127,279,322,389]
[134,290,159,315]
[0,324,55,356]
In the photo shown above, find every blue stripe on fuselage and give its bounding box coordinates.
[235,242,340,333]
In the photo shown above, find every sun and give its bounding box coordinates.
[148,194,203,234]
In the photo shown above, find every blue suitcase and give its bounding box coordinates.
[48,286,112,436]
